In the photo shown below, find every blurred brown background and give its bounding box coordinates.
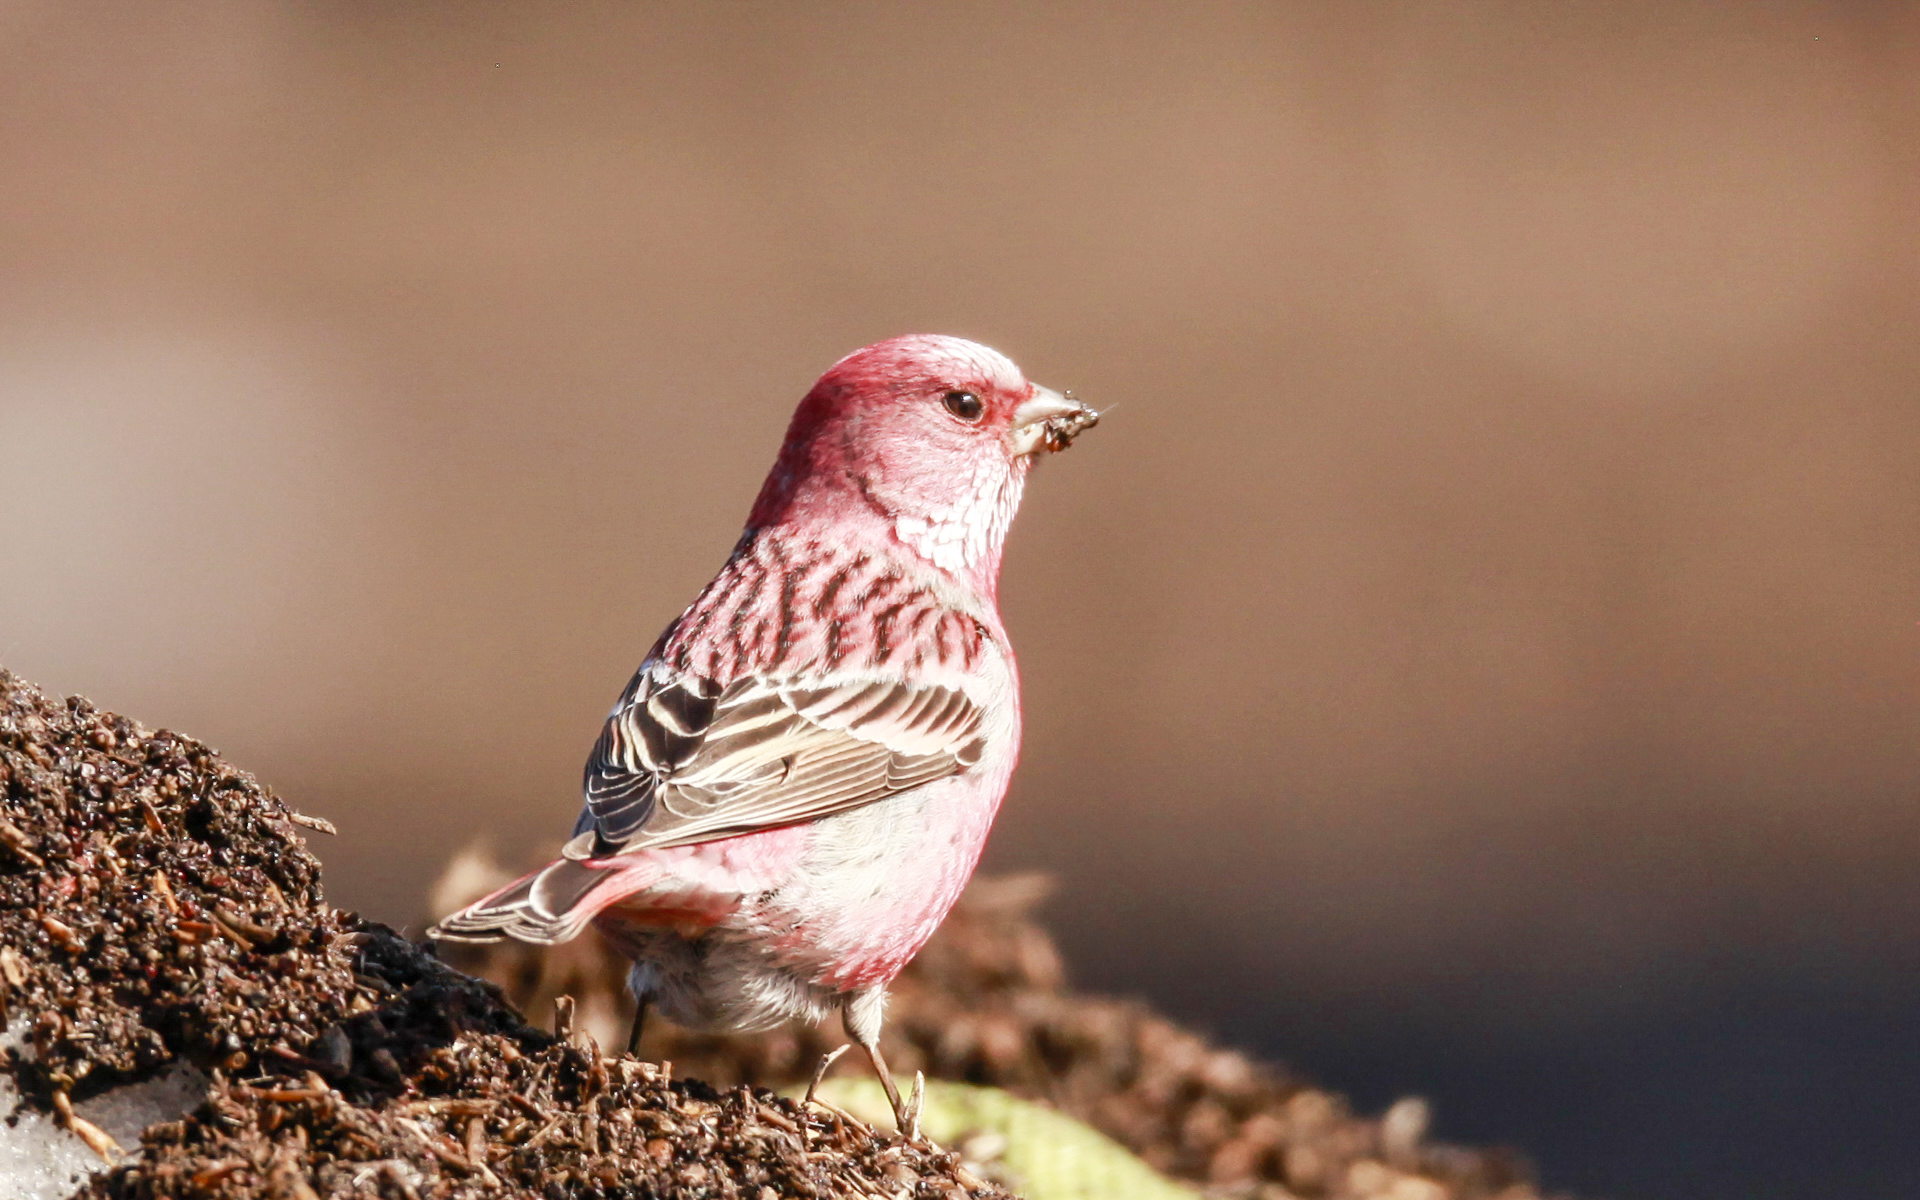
[2,4,1916,1197]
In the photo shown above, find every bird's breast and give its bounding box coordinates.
[658,531,1010,685]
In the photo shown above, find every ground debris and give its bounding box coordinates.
[443,865,1550,1200]
[0,669,1009,1200]
[110,1037,982,1200]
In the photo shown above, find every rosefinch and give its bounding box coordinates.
[430,334,1096,1132]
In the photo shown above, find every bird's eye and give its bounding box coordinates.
[943,390,984,421]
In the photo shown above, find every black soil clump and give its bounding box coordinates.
[0,669,1009,1200]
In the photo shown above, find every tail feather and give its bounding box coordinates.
[428,857,646,946]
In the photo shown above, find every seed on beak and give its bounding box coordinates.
[1039,393,1099,452]
[1011,386,1099,456]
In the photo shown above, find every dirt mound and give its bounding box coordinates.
[0,669,1008,1199]
[438,861,1545,1199]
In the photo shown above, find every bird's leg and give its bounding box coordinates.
[857,1041,908,1132]
[625,993,650,1057]
[803,1043,850,1107]
[844,988,913,1136]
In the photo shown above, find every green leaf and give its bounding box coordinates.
[807,1078,1203,1200]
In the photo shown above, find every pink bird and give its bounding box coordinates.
[430,334,1096,1131]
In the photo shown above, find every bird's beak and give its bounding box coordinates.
[1010,384,1099,456]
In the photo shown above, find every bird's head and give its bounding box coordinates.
[747,334,1096,591]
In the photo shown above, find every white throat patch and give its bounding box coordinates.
[892,458,1028,575]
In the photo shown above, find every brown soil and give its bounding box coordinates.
[0,669,1009,1200]
[438,864,1548,1200]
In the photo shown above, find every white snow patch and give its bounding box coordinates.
[0,1020,208,1200]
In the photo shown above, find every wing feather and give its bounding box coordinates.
[572,670,987,858]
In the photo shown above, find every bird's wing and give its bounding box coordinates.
[572,672,987,857]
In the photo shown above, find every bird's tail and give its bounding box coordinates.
[427,855,655,946]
